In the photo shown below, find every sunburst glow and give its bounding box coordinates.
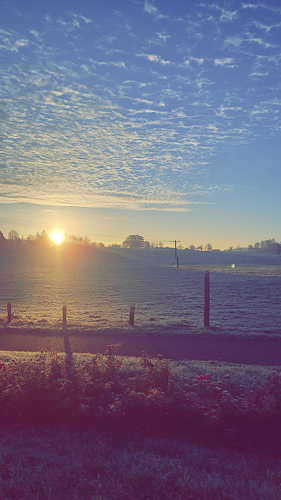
[51,231,64,245]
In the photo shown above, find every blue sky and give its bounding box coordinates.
[0,0,281,248]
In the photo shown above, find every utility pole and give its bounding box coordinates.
[170,240,180,259]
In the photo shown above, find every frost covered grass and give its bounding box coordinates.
[1,428,281,500]
[1,249,281,337]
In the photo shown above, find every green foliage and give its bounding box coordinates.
[1,348,281,454]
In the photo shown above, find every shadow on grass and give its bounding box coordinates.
[62,325,75,380]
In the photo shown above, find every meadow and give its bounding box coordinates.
[1,346,281,499]
[1,248,281,498]
[0,247,280,338]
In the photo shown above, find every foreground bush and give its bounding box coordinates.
[1,346,281,454]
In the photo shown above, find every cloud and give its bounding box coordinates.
[136,53,173,65]
[214,58,234,66]
[201,3,238,22]
[224,34,274,49]
[144,0,158,16]
[242,3,281,14]
[148,31,170,45]
[143,0,168,20]
[1,1,281,214]
[191,57,204,65]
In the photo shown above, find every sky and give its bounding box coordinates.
[1,0,281,249]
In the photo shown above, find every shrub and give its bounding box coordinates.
[1,347,281,454]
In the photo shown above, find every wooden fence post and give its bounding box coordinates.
[204,271,210,327]
[62,304,67,325]
[177,256,179,268]
[129,305,135,326]
[7,302,11,323]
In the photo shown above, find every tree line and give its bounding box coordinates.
[247,239,281,254]
[0,230,104,248]
[1,231,280,253]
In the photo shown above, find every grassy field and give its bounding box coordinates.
[1,428,281,500]
[1,347,281,499]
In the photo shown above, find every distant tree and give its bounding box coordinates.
[8,230,20,241]
[158,241,164,248]
[196,245,203,251]
[67,235,78,242]
[177,244,184,250]
[0,231,6,244]
[122,235,145,249]
[189,245,195,251]
[27,234,35,241]
[254,242,260,250]
[144,241,151,249]
[84,236,91,245]
[247,244,254,251]
[205,243,213,252]
[35,230,50,245]
[150,242,156,249]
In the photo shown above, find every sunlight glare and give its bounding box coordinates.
[51,231,64,245]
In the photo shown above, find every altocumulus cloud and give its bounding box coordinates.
[0,0,281,211]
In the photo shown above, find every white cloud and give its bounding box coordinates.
[214,58,234,66]
[111,61,126,67]
[242,3,281,14]
[136,53,173,65]
[191,57,204,65]
[1,1,280,213]
[144,0,158,16]
[143,0,168,20]
[201,3,238,22]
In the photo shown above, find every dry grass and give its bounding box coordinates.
[1,428,281,500]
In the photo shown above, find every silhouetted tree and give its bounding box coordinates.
[8,230,20,241]
[35,230,50,245]
[205,243,213,251]
[83,236,91,245]
[0,231,6,245]
[122,235,145,249]
[189,245,195,251]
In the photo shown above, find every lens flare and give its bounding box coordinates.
[51,231,64,245]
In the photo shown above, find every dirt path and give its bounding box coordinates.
[0,330,281,366]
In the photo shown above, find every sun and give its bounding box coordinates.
[51,231,64,245]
